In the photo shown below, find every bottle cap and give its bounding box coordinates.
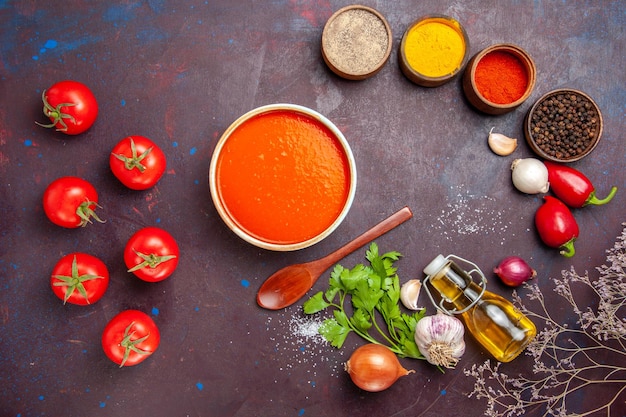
[423,254,446,276]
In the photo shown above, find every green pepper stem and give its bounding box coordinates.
[586,186,618,206]
[560,239,576,258]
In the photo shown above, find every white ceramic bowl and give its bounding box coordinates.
[209,104,357,251]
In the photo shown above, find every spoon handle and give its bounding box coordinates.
[309,206,413,277]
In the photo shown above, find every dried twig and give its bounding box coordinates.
[464,223,626,416]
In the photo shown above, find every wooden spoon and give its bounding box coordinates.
[256,206,413,310]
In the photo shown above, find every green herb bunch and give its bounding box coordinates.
[303,243,426,359]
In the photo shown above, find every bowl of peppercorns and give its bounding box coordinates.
[524,89,603,162]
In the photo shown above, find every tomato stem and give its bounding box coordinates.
[119,321,151,367]
[76,200,105,227]
[111,136,153,173]
[51,255,104,304]
[35,89,77,132]
[127,250,177,272]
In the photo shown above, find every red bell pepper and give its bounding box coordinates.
[543,161,617,208]
[535,196,579,258]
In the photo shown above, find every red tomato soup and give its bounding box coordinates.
[215,110,352,245]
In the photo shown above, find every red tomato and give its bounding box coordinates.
[102,310,160,367]
[50,253,109,305]
[43,176,105,228]
[124,227,179,282]
[109,135,167,190]
[37,80,98,135]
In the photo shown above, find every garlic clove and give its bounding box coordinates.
[488,127,518,156]
[400,279,422,310]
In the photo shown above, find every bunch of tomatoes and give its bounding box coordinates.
[39,80,177,367]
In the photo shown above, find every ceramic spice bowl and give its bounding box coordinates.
[462,43,536,115]
[524,89,603,162]
[399,15,469,87]
[321,5,393,80]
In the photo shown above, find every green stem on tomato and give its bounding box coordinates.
[111,137,153,172]
[35,89,77,131]
[52,255,104,304]
[76,200,105,227]
[127,250,176,272]
[119,321,151,367]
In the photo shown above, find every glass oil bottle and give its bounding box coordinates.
[422,254,536,363]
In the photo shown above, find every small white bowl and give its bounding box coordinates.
[209,104,357,251]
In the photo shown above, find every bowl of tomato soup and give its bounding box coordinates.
[209,104,357,251]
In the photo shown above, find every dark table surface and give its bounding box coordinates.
[1,1,624,416]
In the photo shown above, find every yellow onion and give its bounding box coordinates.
[344,344,414,392]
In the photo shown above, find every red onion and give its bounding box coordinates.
[493,256,537,287]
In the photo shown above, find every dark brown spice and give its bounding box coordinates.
[529,91,600,160]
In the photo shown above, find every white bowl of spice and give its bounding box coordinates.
[399,15,470,87]
[321,5,393,80]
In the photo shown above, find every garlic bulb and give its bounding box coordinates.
[488,127,517,156]
[400,279,422,310]
[414,312,465,368]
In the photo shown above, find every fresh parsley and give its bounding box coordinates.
[303,243,426,360]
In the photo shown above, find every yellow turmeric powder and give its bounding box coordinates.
[404,18,466,78]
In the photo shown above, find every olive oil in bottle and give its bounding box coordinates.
[422,255,536,363]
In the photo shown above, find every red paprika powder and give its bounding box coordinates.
[475,51,528,104]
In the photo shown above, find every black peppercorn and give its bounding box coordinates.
[528,90,601,161]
